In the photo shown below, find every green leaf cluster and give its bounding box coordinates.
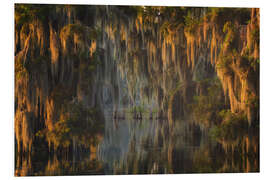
[210,110,248,141]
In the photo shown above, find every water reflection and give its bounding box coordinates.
[15,109,259,175]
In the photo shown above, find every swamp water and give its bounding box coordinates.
[15,109,259,175]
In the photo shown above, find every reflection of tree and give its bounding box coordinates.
[38,102,105,151]
[42,154,104,175]
[19,142,105,176]
[15,154,33,176]
[15,103,105,176]
[109,114,258,174]
[190,132,259,173]
[110,117,179,174]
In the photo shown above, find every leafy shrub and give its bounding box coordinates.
[15,58,28,80]
[216,56,231,70]
[15,4,53,29]
[210,110,248,141]
[37,102,104,150]
[184,11,201,35]
[222,21,239,51]
[190,78,225,128]
[251,28,259,44]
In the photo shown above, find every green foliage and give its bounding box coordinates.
[210,110,248,141]
[79,50,102,85]
[91,50,103,66]
[184,11,198,27]
[66,24,85,35]
[209,126,222,141]
[16,56,46,78]
[15,4,33,28]
[245,91,259,109]
[160,22,171,37]
[184,11,201,35]
[241,50,259,73]
[15,55,49,81]
[130,105,146,113]
[251,28,260,44]
[89,27,102,40]
[216,55,232,71]
[251,58,260,70]
[15,4,53,29]
[73,5,96,23]
[135,6,188,28]
[158,7,188,36]
[118,6,140,17]
[142,6,158,17]
[50,84,74,106]
[206,8,251,26]
[77,49,103,92]
[223,21,235,35]
[15,59,28,80]
[222,21,238,51]
[61,24,101,46]
[37,102,104,149]
[190,78,225,128]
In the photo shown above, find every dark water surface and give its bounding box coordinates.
[15,109,259,176]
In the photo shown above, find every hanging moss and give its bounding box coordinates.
[14,5,259,160]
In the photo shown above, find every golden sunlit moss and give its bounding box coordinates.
[15,5,259,161]
[15,5,105,156]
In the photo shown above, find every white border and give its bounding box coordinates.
[1,0,269,180]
